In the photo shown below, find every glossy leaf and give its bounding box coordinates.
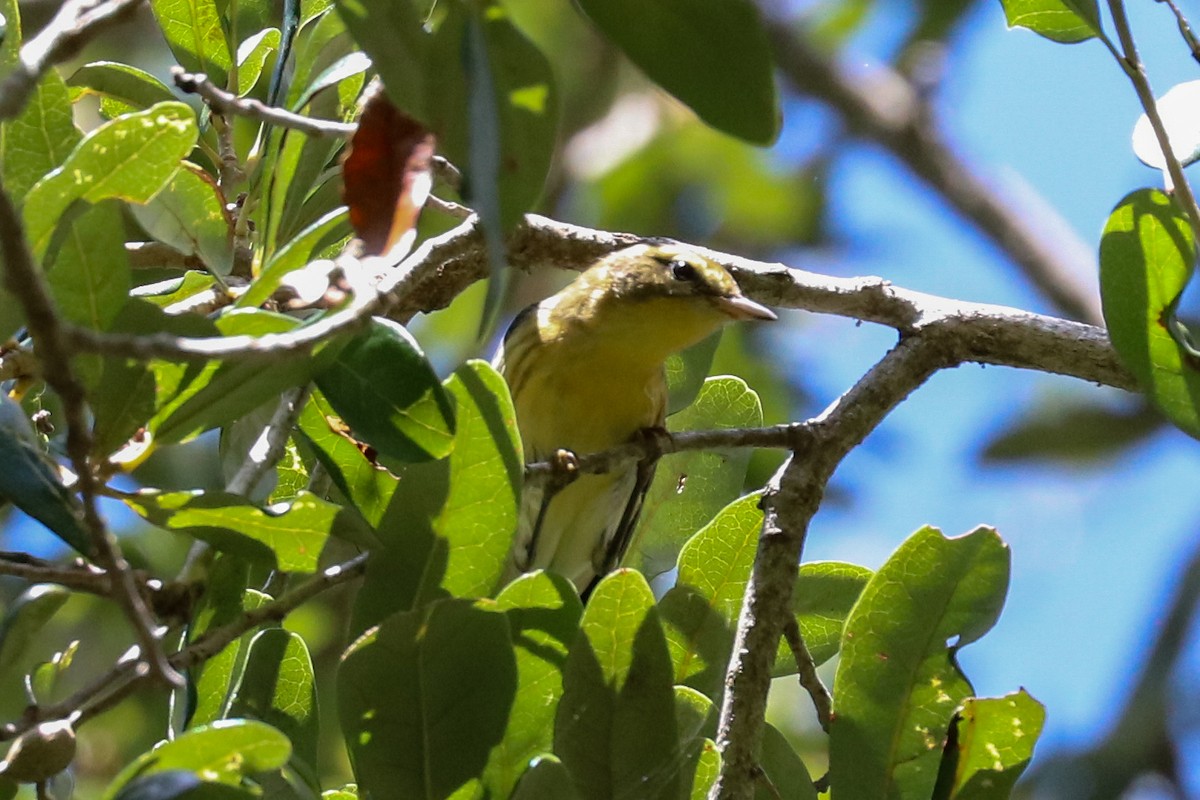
[575,0,778,144]
[632,376,761,579]
[483,572,583,798]
[112,772,256,800]
[510,757,579,800]
[659,493,761,698]
[67,61,177,118]
[236,28,281,96]
[149,0,231,86]
[778,560,873,671]
[298,388,399,527]
[46,201,130,333]
[103,720,291,798]
[187,557,267,727]
[933,690,1045,799]
[353,361,520,624]
[227,629,319,768]
[1100,189,1200,438]
[123,489,371,573]
[239,206,348,308]
[0,585,71,677]
[150,309,340,446]
[1000,0,1103,44]
[757,723,817,800]
[316,318,456,463]
[555,570,681,800]
[0,396,92,554]
[0,69,79,339]
[1,70,78,199]
[338,599,518,800]
[829,526,1011,800]
[23,102,198,257]
[130,163,232,276]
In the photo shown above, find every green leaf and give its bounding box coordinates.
[187,556,267,727]
[112,772,257,800]
[67,61,177,118]
[674,687,719,800]
[103,720,291,799]
[1000,0,1103,44]
[0,69,79,339]
[665,332,721,414]
[1100,189,1200,438]
[227,629,320,768]
[322,787,358,800]
[236,28,281,96]
[239,205,348,309]
[829,526,1011,800]
[980,395,1161,464]
[659,493,761,698]
[632,376,762,579]
[353,361,520,624]
[338,599,518,800]
[130,163,232,276]
[46,201,130,332]
[298,388,398,527]
[689,741,720,800]
[778,560,873,671]
[150,309,341,446]
[89,300,217,459]
[23,102,199,257]
[0,585,70,677]
[510,757,579,800]
[574,0,778,144]
[150,0,232,86]
[756,724,817,800]
[933,690,1046,799]
[0,395,92,554]
[483,572,583,799]
[316,318,456,463]
[27,640,78,704]
[123,489,371,573]
[555,570,682,800]
[335,0,557,228]
[1,71,78,199]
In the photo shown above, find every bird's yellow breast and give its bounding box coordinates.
[512,334,667,458]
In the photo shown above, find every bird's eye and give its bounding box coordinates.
[670,260,698,282]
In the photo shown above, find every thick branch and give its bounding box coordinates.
[713,334,954,798]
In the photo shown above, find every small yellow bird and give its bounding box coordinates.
[494,241,777,595]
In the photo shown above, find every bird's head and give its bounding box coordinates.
[547,242,777,357]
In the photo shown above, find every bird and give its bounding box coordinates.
[493,240,777,595]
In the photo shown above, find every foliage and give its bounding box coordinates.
[0,0,1196,797]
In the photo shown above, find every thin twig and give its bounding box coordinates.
[1154,0,1200,64]
[0,175,181,689]
[0,553,110,593]
[782,618,832,734]
[172,68,356,138]
[0,0,147,121]
[1107,0,1200,241]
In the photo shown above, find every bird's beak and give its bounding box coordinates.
[715,293,778,321]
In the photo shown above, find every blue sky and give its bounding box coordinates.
[770,0,1200,777]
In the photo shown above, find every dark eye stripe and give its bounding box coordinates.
[670,260,698,282]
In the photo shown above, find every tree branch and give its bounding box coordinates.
[172,68,356,139]
[763,17,1102,325]
[0,0,146,121]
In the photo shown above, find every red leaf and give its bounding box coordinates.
[343,82,436,257]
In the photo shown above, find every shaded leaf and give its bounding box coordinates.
[67,61,177,118]
[130,163,232,276]
[1100,189,1200,438]
[555,570,681,800]
[980,396,1161,464]
[932,690,1046,799]
[575,0,778,143]
[778,560,873,672]
[315,318,455,463]
[338,599,517,799]
[0,585,71,677]
[510,756,579,800]
[227,629,319,769]
[829,527,1011,800]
